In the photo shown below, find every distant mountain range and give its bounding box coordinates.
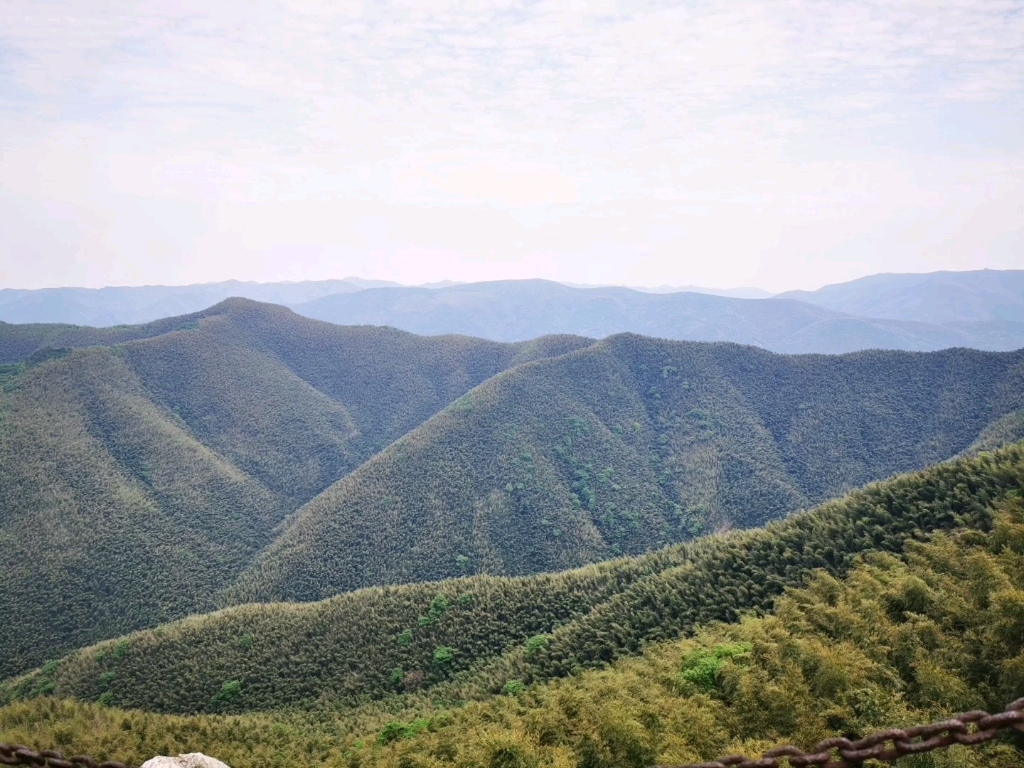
[290,279,1024,353]
[0,278,398,327]
[578,282,773,299]
[778,269,1024,324]
[2,269,1022,353]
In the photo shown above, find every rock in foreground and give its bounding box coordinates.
[141,754,230,768]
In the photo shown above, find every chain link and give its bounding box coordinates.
[0,743,129,768]
[662,697,1024,768]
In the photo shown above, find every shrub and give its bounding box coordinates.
[378,722,408,745]
[487,740,536,768]
[378,718,432,745]
[503,679,525,695]
[679,642,751,690]
[420,594,451,626]
[525,635,550,658]
[210,679,242,707]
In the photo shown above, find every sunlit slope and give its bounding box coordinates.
[230,336,1024,604]
[10,443,1023,718]
[970,408,1024,455]
[0,299,592,677]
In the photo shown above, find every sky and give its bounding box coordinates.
[1,0,1022,292]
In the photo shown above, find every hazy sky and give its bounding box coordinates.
[1,0,1022,291]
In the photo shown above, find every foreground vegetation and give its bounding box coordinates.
[6,444,1024,719]
[3,489,1022,768]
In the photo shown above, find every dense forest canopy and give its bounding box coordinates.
[2,445,1023,768]
[0,300,590,678]
[5,443,1023,717]
[228,333,1024,604]
[2,298,1023,694]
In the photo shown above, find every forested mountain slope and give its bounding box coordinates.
[3,298,1023,682]
[7,443,1023,722]
[229,336,1024,604]
[0,312,214,365]
[0,299,590,678]
[3,488,1023,768]
[292,279,1024,352]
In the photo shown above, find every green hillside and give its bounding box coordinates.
[0,300,591,678]
[230,335,1024,603]
[0,313,212,365]
[9,444,1023,717]
[3,298,1023,683]
[970,407,1024,455]
[2,448,1022,768]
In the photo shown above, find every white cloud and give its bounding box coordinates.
[1,0,1022,290]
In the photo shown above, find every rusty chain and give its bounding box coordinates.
[0,744,129,768]
[664,697,1024,768]
[1,698,1022,768]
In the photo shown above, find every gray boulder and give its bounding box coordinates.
[140,754,230,768]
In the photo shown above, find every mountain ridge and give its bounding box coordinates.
[3,298,1023,680]
[4,270,1024,354]
[777,268,1024,324]
[291,279,1024,352]
[224,330,1024,605]
[0,279,377,327]
[0,299,592,678]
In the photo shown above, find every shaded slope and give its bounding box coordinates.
[0,300,592,677]
[292,279,1024,352]
[229,337,1024,604]
[0,347,291,680]
[12,443,1023,717]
